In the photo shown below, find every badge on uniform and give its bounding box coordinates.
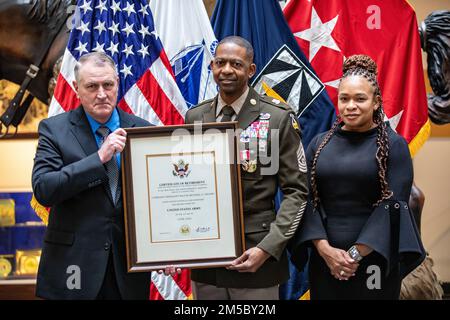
[258,120,269,139]
[242,159,257,173]
[240,130,250,143]
[249,125,258,138]
[259,139,267,153]
[240,149,250,161]
[259,112,271,120]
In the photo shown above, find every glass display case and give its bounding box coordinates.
[0,192,45,281]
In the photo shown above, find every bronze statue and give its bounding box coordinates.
[419,10,450,125]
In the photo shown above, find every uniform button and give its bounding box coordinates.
[262,223,268,229]
[104,242,110,250]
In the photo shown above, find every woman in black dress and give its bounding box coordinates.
[290,55,425,299]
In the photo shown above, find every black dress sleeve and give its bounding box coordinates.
[355,134,425,278]
[288,133,328,271]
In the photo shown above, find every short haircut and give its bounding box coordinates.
[217,36,254,62]
[74,52,118,82]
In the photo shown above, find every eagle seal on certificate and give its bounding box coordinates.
[172,159,191,178]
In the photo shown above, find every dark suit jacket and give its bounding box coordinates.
[32,106,151,299]
[185,87,309,288]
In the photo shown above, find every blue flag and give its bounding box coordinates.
[211,0,336,300]
[150,0,218,110]
[211,0,335,148]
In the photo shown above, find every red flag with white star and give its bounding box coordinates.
[284,0,430,155]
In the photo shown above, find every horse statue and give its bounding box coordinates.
[0,0,73,137]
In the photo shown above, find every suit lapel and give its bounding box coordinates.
[236,87,261,130]
[202,97,217,123]
[70,107,116,205]
[69,106,99,157]
[118,107,137,128]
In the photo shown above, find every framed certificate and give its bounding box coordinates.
[122,122,244,272]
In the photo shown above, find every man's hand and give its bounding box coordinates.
[98,128,127,163]
[226,247,271,273]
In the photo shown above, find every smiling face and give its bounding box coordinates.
[338,75,380,132]
[73,61,119,124]
[211,42,256,104]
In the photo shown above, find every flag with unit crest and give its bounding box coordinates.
[211,0,336,148]
[150,0,218,110]
[148,0,219,300]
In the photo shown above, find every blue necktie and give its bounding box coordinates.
[96,126,120,204]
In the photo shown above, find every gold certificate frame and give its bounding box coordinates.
[122,122,244,272]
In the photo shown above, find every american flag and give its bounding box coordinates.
[46,0,190,300]
[48,0,187,125]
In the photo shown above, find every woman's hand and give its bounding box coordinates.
[313,239,359,281]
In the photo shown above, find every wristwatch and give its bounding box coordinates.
[347,245,363,262]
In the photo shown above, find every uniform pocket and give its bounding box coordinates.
[244,211,274,248]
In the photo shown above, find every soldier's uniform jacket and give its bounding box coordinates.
[185,87,308,288]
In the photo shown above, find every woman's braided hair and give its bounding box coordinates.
[311,55,393,208]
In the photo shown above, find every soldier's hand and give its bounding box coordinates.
[226,247,271,273]
[157,265,182,276]
[98,128,127,163]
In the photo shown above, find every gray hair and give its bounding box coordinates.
[217,36,254,62]
[74,52,118,82]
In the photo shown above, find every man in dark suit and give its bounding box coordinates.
[185,36,309,299]
[32,52,151,299]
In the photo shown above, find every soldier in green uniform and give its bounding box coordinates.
[185,36,308,300]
